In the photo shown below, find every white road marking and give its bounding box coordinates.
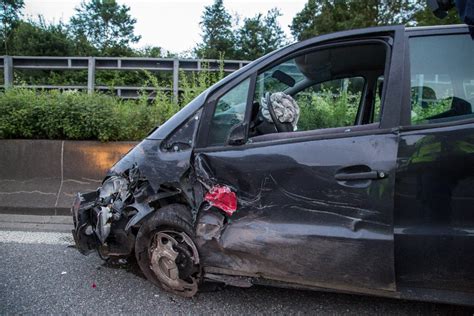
[0,190,56,195]
[0,230,74,245]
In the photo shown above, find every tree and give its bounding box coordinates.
[4,17,97,56]
[70,0,141,55]
[290,0,419,41]
[136,46,163,58]
[236,8,287,60]
[347,0,419,27]
[0,0,24,54]
[290,0,321,41]
[195,0,236,59]
[4,18,98,88]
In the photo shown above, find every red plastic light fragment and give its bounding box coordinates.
[204,185,237,216]
[92,283,97,289]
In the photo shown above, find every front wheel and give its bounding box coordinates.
[135,204,200,297]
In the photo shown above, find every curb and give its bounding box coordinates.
[0,206,70,216]
[0,213,73,232]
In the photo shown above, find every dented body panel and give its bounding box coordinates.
[194,133,398,292]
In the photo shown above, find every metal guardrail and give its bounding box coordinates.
[0,56,251,100]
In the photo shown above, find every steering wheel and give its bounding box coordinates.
[266,93,292,133]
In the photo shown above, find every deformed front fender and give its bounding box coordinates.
[124,187,185,231]
[124,202,153,231]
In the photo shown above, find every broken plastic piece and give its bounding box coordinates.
[92,282,97,289]
[204,186,237,216]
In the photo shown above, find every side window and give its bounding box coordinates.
[208,78,250,146]
[249,41,387,138]
[410,34,474,125]
[293,77,365,131]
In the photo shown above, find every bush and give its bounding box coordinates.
[297,90,360,131]
[0,62,229,142]
[0,63,226,142]
[0,88,179,141]
[411,98,452,124]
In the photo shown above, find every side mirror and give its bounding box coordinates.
[227,123,248,146]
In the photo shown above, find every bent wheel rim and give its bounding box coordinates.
[149,230,200,297]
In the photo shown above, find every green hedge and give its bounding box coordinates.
[297,92,361,131]
[0,88,178,141]
[0,66,226,142]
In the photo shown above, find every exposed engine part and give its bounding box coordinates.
[95,206,113,244]
[93,175,131,244]
[73,164,160,256]
[149,230,200,297]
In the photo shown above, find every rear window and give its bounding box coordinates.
[409,34,474,125]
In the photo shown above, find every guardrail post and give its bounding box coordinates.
[172,59,179,102]
[4,56,13,88]
[87,57,95,94]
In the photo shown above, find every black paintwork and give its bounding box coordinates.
[71,24,474,305]
[395,122,474,293]
[194,132,398,293]
[111,109,202,192]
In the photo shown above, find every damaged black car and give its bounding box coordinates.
[72,24,474,305]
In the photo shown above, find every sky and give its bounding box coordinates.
[23,0,308,54]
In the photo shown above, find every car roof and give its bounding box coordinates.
[406,24,468,32]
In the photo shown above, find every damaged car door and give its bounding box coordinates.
[194,26,405,294]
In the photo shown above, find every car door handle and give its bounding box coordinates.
[335,170,387,181]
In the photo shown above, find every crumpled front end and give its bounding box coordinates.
[70,111,202,257]
[71,165,155,256]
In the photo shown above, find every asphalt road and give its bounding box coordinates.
[0,218,473,315]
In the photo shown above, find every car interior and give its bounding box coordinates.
[409,34,474,125]
[248,40,389,143]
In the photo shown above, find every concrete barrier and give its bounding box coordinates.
[0,140,137,215]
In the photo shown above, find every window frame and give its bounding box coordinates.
[401,26,474,130]
[195,26,405,151]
